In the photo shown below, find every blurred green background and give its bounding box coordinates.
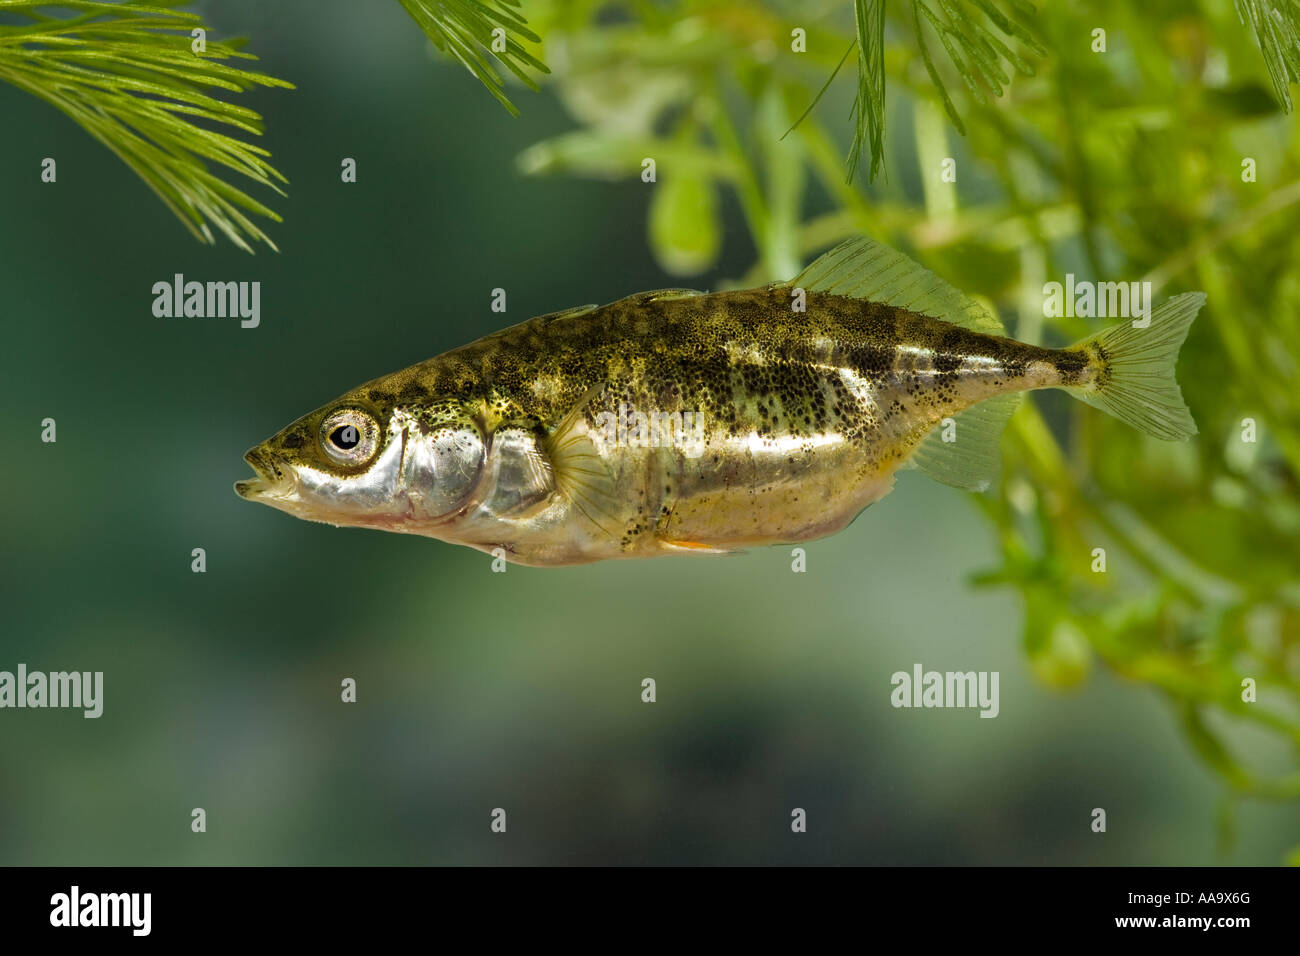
[1,0,1297,864]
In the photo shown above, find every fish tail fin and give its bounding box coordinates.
[1064,292,1205,441]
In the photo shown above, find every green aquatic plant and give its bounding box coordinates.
[513,0,1300,860]
[0,0,292,251]
[4,0,1297,860]
[797,0,1298,184]
[0,0,548,250]
[1235,0,1300,111]
[842,0,1046,181]
[399,0,549,116]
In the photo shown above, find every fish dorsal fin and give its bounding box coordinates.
[541,385,623,538]
[907,393,1022,491]
[626,289,707,305]
[475,304,599,346]
[534,304,600,325]
[791,237,1006,336]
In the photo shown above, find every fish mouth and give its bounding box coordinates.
[235,446,288,501]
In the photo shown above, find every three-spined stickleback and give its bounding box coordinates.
[236,238,1204,566]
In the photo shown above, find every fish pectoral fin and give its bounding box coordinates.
[789,237,1007,335]
[542,386,623,538]
[910,393,1021,492]
[657,537,744,556]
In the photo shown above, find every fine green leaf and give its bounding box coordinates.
[848,0,886,182]
[781,40,855,143]
[0,0,294,252]
[398,0,550,117]
[1234,0,1300,112]
[912,0,1044,134]
[824,0,1042,181]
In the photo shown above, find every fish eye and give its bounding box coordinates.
[319,408,380,465]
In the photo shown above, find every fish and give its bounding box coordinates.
[236,238,1205,566]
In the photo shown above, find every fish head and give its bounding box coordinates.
[235,386,487,532]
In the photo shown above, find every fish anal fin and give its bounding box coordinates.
[910,393,1021,492]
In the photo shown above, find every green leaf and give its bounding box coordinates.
[516,130,739,181]
[848,0,886,183]
[648,166,721,276]
[815,1,1042,183]
[398,0,549,117]
[1027,614,1093,689]
[1180,702,1254,791]
[781,41,855,143]
[1205,82,1284,117]
[0,1,293,252]
[1234,0,1300,112]
[912,0,1043,138]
